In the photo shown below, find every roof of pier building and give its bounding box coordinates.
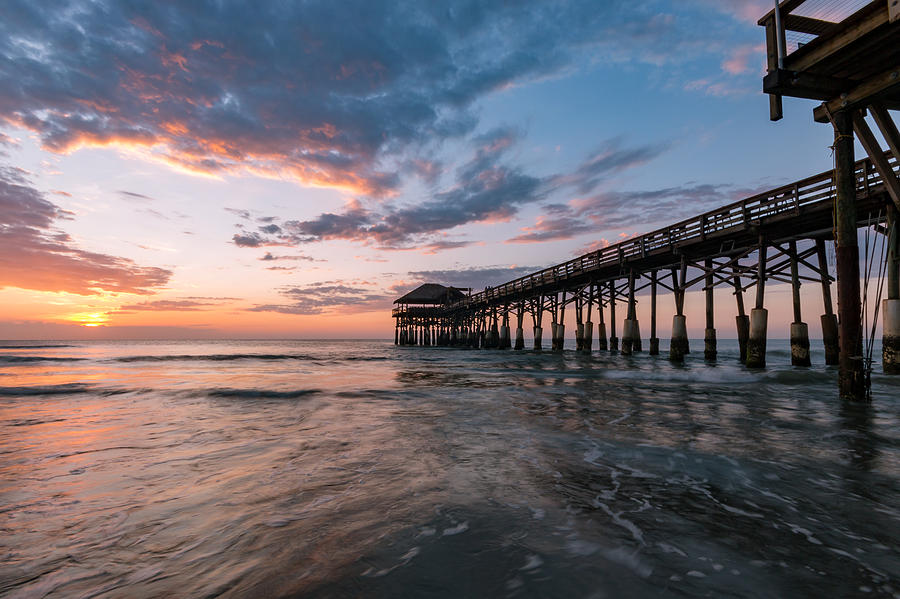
[393,284,467,305]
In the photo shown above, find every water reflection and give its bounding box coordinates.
[1,340,898,597]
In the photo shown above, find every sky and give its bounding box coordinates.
[0,0,881,340]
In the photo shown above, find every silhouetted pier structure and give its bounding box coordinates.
[394,0,900,401]
[393,151,899,396]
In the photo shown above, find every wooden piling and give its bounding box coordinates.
[575,295,584,351]
[832,111,866,400]
[789,240,811,366]
[596,285,608,351]
[704,258,717,361]
[649,271,660,355]
[557,293,567,351]
[608,280,618,352]
[515,305,525,350]
[533,297,543,351]
[584,284,594,353]
[622,272,635,356]
[733,274,749,363]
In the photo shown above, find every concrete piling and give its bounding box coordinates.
[533,326,543,351]
[885,300,900,374]
[816,239,840,365]
[669,264,689,362]
[746,308,768,368]
[670,315,689,361]
[621,319,634,355]
[885,208,900,374]
[746,238,768,368]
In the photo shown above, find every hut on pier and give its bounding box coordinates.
[392,284,467,345]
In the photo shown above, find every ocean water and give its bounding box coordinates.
[1,338,898,598]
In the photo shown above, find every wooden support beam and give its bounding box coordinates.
[783,13,838,36]
[814,67,900,122]
[851,109,900,209]
[763,69,854,101]
[870,103,900,164]
[765,17,784,121]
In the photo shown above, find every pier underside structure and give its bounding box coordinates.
[760,0,900,399]
[393,152,899,399]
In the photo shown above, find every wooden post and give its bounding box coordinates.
[746,236,768,368]
[584,284,594,353]
[649,271,660,355]
[557,292,567,351]
[575,294,585,351]
[832,111,866,400]
[500,308,511,349]
[608,280,618,352]
[631,272,642,352]
[597,285,608,351]
[533,297,543,351]
[622,272,635,355]
[704,258,717,361]
[734,274,750,363]
[816,239,840,365]
[515,304,525,350]
[789,240,811,366]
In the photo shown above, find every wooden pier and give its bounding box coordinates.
[760,0,900,399]
[393,152,899,395]
[394,0,900,402]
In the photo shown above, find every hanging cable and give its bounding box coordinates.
[861,210,890,400]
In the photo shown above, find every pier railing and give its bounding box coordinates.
[446,151,896,311]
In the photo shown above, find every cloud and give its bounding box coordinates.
[0,1,740,197]
[507,182,753,245]
[118,190,155,201]
[235,133,659,251]
[0,165,171,295]
[248,282,393,315]
[259,252,315,262]
[721,43,765,75]
[506,215,596,244]
[694,0,771,23]
[114,299,220,311]
[547,138,669,195]
[405,265,543,290]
